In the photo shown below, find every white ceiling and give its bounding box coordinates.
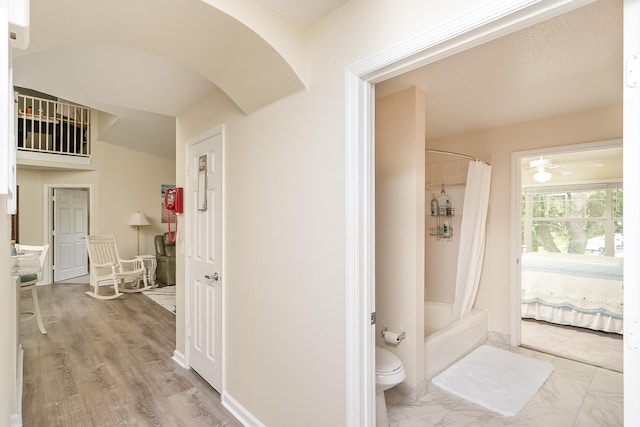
[12,0,621,160]
[520,146,623,186]
[253,0,350,26]
[377,0,622,142]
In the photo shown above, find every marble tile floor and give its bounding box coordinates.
[387,342,623,426]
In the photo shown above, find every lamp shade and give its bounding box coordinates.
[127,211,150,226]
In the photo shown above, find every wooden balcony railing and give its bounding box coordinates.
[17,93,90,158]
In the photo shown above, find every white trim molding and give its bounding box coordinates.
[344,0,593,424]
[221,392,265,427]
[510,139,623,347]
[172,350,187,368]
[344,68,376,425]
[182,123,226,387]
[623,2,640,425]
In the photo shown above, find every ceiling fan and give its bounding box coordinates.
[527,157,604,183]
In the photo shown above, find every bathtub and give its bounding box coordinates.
[424,301,488,381]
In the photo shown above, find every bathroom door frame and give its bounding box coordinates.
[509,138,623,347]
[345,0,603,424]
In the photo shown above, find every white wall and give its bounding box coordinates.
[375,87,426,394]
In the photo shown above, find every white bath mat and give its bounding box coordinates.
[432,345,554,416]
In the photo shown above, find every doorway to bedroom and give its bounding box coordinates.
[518,141,623,372]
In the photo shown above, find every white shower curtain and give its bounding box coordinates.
[451,161,492,321]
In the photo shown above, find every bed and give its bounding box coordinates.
[521,252,623,334]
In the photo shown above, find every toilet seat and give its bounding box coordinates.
[376,347,402,373]
[376,347,406,387]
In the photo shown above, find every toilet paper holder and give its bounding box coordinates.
[381,327,406,344]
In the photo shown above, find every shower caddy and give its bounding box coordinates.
[429,184,454,241]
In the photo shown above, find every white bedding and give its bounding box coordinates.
[521,252,623,334]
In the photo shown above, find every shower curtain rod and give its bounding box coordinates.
[425,149,490,165]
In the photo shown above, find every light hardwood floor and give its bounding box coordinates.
[20,283,241,427]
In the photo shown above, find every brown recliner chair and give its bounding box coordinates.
[154,233,176,286]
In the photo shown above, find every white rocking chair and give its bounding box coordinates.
[85,234,151,300]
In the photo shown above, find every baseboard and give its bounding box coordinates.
[221,392,265,427]
[10,414,21,427]
[415,380,427,400]
[394,379,427,401]
[170,352,264,426]
[172,350,187,368]
[488,331,510,346]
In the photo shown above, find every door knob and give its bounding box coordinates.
[205,273,219,281]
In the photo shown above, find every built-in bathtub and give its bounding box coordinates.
[424,301,488,381]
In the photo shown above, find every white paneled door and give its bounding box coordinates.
[53,188,88,282]
[188,128,223,392]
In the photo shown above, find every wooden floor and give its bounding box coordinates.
[20,283,241,427]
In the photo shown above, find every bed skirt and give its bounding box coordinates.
[521,301,623,334]
[521,252,623,334]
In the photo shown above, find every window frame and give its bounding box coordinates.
[522,182,623,256]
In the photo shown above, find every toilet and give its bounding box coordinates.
[375,346,406,427]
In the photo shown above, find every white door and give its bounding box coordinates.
[624,0,640,424]
[188,129,223,392]
[54,188,88,282]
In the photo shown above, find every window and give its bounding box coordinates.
[522,183,623,257]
